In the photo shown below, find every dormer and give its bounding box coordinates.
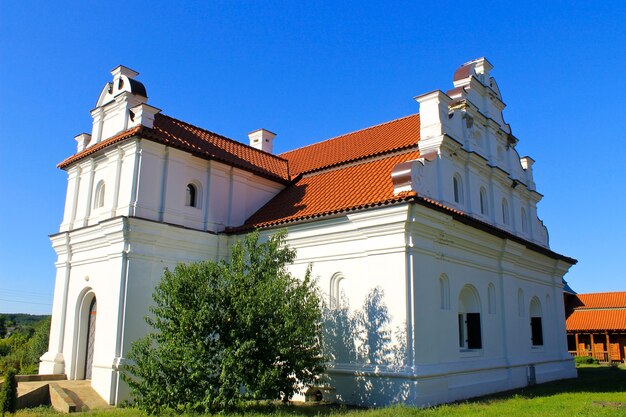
[88,65,157,147]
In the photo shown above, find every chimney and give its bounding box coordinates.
[520,156,536,189]
[248,129,276,153]
[75,133,91,152]
[129,103,161,129]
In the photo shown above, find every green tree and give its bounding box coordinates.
[123,230,324,413]
[26,317,50,366]
[0,315,6,339]
[0,367,17,416]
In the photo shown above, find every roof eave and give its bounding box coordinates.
[57,127,291,185]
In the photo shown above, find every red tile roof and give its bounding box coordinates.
[566,292,626,331]
[280,114,420,175]
[235,150,422,230]
[57,109,575,264]
[59,114,291,183]
[58,126,143,168]
[567,310,626,331]
[575,292,626,309]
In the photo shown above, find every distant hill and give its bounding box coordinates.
[2,313,50,326]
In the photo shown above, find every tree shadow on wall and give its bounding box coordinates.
[322,287,410,405]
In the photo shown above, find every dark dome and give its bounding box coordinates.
[128,78,147,98]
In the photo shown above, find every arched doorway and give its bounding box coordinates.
[84,297,97,379]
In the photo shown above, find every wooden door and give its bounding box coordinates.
[593,343,605,360]
[610,343,621,361]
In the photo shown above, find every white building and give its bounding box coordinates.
[40,58,577,406]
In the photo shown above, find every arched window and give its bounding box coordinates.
[501,198,509,225]
[439,274,450,310]
[480,187,488,215]
[329,273,345,308]
[94,181,105,209]
[453,174,464,205]
[458,285,482,350]
[530,297,543,346]
[521,207,528,233]
[487,283,496,314]
[186,183,197,207]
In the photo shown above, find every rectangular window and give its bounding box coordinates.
[531,317,543,346]
[466,313,482,349]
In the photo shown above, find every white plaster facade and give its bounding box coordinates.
[41,58,576,407]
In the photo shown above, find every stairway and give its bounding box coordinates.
[17,375,111,413]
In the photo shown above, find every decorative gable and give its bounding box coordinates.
[395,58,550,248]
[88,66,160,148]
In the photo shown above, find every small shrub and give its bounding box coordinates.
[0,367,17,416]
[574,355,598,365]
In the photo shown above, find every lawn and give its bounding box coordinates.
[15,365,626,417]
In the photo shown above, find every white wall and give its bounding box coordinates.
[277,202,574,407]
[59,138,285,234]
[41,216,229,404]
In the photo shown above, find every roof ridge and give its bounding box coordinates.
[579,291,626,296]
[279,113,419,157]
[158,113,289,163]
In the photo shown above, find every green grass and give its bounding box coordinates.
[15,366,626,417]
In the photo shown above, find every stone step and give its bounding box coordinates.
[17,378,111,413]
[54,380,111,412]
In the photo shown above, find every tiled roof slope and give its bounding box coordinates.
[567,310,626,331]
[566,292,626,331]
[58,126,143,168]
[59,114,291,183]
[236,150,421,230]
[280,114,420,175]
[575,292,626,309]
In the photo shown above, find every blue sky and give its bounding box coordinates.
[1,1,624,314]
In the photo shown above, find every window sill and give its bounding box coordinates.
[459,349,483,358]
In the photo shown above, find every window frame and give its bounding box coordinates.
[458,312,482,350]
[530,297,544,347]
[458,285,482,352]
[185,183,198,208]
